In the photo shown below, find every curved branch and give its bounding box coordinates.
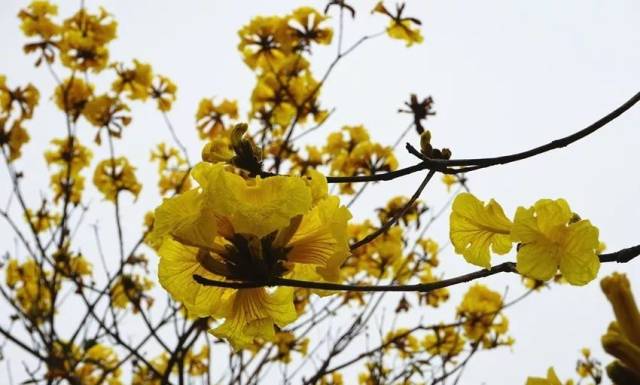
[326,90,640,183]
[349,169,435,250]
[193,244,640,292]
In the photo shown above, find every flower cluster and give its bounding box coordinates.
[324,125,398,194]
[450,193,601,285]
[0,75,39,162]
[150,143,192,196]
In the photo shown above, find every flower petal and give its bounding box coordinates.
[450,193,513,268]
[559,220,600,285]
[158,237,230,318]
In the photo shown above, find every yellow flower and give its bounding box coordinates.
[112,60,153,100]
[418,266,449,307]
[423,325,465,357]
[75,343,122,384]
[289,7,333,48]
[45,137,92,204]
[325,125,397,194]
[512,199,600,285]
[25,206,60,233]
[150,162,351,348]
[183,345,209,376]
[18,1,60,40]
[387,19,424,46]
[373,2,424,46]
[93,157,142,201]
[383,328,419,358]
[319,372,344,385]
[0,77,39,122]
[150,75,178,111]
[83,94,131,133]
[377,195,427,227]
[60,8,117,72]
[525,367,570,385]
[2,120,30,162]
[449,193,513,268]
[53,77,93,120]
[238,15,291,70]
[195,98,239,139]
[110,274,154,313]
[600,273,640,384]
[441,174,457,191]
[273,331,309,363]
[150,143,191,195]
[457,284,508,343]
[59,8,117,72]
[202,136,234,163]
[4,258,52,323]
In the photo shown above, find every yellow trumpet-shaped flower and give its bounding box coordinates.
[600,273,640,384]
[449,193,513,268]
[150,162,351,348]
[512,199,600,286]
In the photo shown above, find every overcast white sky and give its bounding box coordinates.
[1,0,639,384]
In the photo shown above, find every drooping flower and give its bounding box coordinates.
[149,162,351,348]
[111,60,153,100]
[373,2,423,46]
[600,273,640,383]
[456,284,512,348]
[449,193,513,268]
[195,98,239,139]
[59,8,117,72]
[93,157,142,201]
[511,199,600,286]
[53,77,93,121]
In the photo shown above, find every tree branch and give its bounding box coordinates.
[193,244,640,292]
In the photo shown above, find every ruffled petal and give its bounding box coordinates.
[450,193,513,268]
[211,287,297,349]
[147,189,218,250]
[194,162,313,238]
[516,240,560,281]
[158,237,230,318]
[559,220,600,285]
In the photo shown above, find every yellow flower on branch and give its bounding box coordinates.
[150,75,178,111]
[111,60,154,101]
[373,2,424,46]
[600,273,640,384]
[149,162,351,348]
[422,325,465,357]
[238,15,291,70]
[289,7,333,49]
[45,137,92,204]
[59,7,117,72]
[93,157,142,201]
[449,193,513,268]
[53,77,93,121]
[18,1,60,41]
[195,98,239,139]
[512,199,600,285]
[18,0,61,66]
[457,284,512,348]
[83,94,131,140]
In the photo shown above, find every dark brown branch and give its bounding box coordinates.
[194,244,639,292]
[326,90,640,183]
[350,169,436,250]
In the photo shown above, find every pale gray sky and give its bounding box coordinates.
[1,0,639,384]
